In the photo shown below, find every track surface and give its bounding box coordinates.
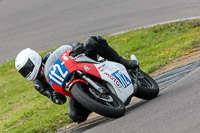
[1,1,200,133]
[83,66,200,133]
[0,0,200,63]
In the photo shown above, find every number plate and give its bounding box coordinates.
[47,58,70,86]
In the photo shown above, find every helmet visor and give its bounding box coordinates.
[19,58,35,78]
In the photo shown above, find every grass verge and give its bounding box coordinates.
[0,19,200,133]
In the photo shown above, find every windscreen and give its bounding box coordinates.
[44,45,72,78]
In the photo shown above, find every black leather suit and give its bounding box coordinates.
[33,36,138,123]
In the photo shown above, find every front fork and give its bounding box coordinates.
[129,67,139,94]
[76,70,107,94]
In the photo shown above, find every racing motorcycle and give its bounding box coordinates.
[44,45,159,118]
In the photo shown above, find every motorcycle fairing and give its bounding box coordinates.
[45,46,101,97]
[94,62,134,102]
[45,45,134,102]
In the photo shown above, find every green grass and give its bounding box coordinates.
[1,19,200,132]
[106,19,200,73]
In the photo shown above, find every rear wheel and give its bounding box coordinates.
[131,70,159,100]
[71,82,125,118]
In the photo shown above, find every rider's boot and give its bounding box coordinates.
[84,36,139,69]
[117,56,139,69]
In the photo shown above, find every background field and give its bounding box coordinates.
[0,19,200,133]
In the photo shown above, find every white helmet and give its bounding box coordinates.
[15,48,42,81]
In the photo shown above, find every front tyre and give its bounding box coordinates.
[71,82,125,118]
[132,70,159,100]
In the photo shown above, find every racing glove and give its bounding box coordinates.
[52,91,67,105]
[69,41,85,57]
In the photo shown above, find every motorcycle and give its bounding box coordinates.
[44,45,159,118]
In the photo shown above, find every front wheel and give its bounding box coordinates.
[131,70,159,100]
[71,82,125,118]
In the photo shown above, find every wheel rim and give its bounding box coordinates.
[81,84,122,108]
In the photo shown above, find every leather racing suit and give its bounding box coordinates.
[33,36,138,123]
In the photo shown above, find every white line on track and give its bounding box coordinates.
[112,16,200,35]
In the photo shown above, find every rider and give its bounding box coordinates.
[15,36,139,123]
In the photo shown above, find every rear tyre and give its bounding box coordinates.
[132,70,159,100]
[71,82,125,118]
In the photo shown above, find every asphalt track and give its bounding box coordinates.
[1,0,200,133]
[0,0,200,63]
[83,66,200,133]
